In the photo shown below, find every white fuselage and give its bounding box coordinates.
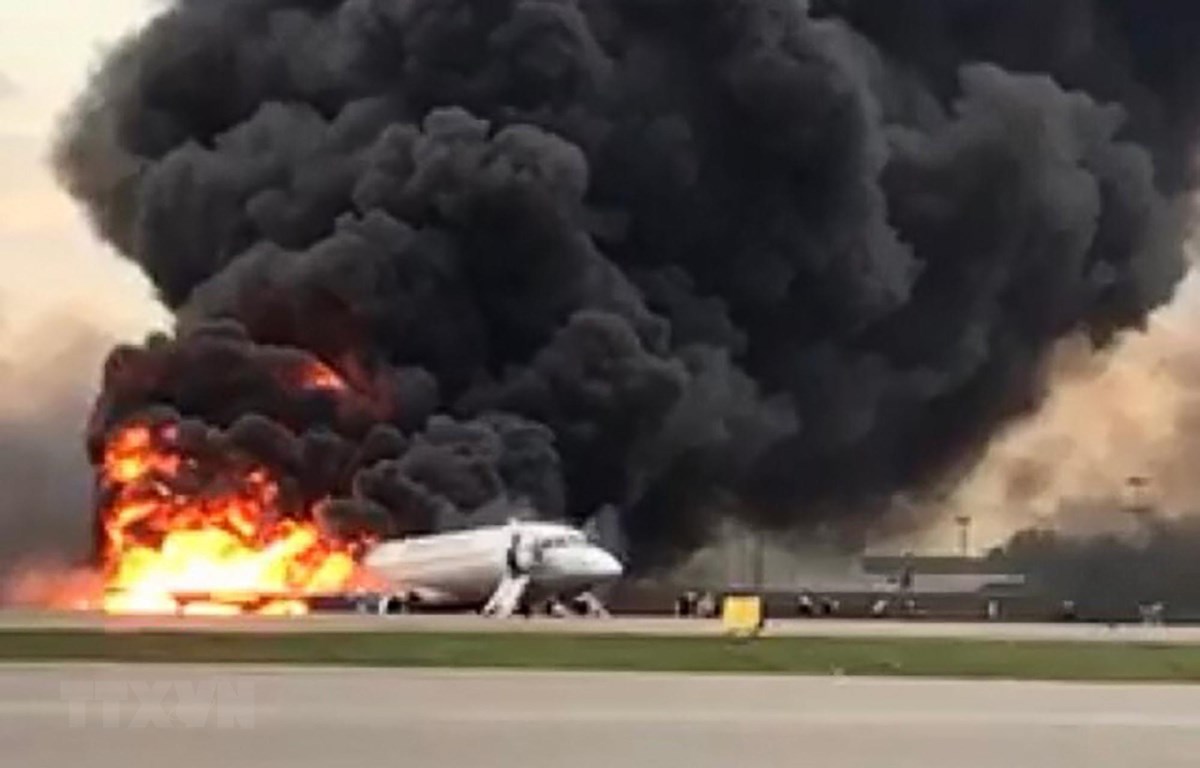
[361,521,624,608]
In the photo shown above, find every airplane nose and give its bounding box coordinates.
[590,548,624,580]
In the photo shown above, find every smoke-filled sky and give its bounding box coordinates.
[911,267,1200,553]
[7,0,1200,575]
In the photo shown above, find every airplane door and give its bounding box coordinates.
[506,533,543,576]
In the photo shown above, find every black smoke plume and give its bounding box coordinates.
[55,0,1200,568]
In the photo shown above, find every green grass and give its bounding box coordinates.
[1,630,1200,682]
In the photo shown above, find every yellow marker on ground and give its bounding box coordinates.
[721,594,765,637]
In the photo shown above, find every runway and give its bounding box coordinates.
[5,663,1200,768]
[3,609,1200,644]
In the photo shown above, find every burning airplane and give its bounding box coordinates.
[38,0,1200,613]
[96,420,365,615]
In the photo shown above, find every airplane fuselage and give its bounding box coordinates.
[361,521,623,611]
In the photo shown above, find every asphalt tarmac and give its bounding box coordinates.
[3,609,1200,644]
[5,664,1200,768]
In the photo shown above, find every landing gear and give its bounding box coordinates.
[543,591,611,618]
[573,590,611,618]
[374,594,410,615]
[543,598,573,618]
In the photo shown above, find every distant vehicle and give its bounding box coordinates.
[360,519,624,618]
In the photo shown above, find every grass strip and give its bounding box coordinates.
[2,629,1200,682]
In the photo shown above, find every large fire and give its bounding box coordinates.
[98,422,365,615]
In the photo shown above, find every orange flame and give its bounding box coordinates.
[97,423,363,615]
[299,360,348,393]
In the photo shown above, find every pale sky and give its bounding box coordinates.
[0,0,167,353]
[0,2,175,563]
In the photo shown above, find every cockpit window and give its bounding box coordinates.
[540,534,584,549]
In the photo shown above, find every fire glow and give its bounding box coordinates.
[98,422,363,615]
[298,360,349,393]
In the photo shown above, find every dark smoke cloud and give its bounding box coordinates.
[55,0,1200,567]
